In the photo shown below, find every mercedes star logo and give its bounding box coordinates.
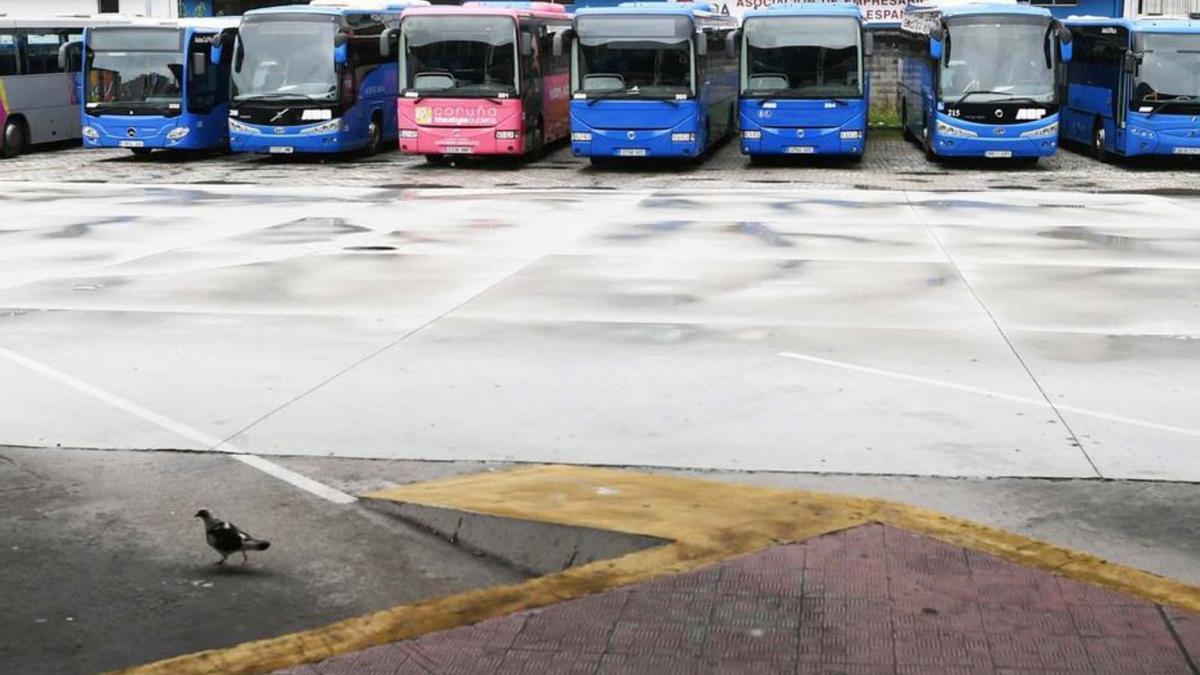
[796,129,805,138]
[126,128,137,138]
[626,131,636,141]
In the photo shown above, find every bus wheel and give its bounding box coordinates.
[364,115,383,156]
[527,120,544,160]
[1092,123,1111,163]
[2,119,28,159]
[901,102,915,142]
[921,124,938,162]
[424,154,447,165]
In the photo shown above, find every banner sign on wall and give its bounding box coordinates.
[702,0,908,25]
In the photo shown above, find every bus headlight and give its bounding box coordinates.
[936,120,978,138]
[839,130,862,140]
[495,130,518,140]
[301,120,342,134]
[571,132,592,142]
[81,126,99,140]
[228,118,259,134]
[671,132,695,143]
[400,129,419,138]
[1020,122,1059,138]
[166,126,191,141]
[1127,125,1156,139]
[742,129,762,139]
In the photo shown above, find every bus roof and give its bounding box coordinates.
[1063,15,1200,34]
[404,2,570,19]
[905,0,1051,20]
[575,2,734,20]
[245,0,429,18]
[743,3,864,20]
[0,16,129,29]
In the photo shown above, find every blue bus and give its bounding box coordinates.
[559,2,739,163]
[898,0,1073,162]
[79,19,239,156]
[1061,16,1200,161]
[737,4,871,160]
[227,0,428,156]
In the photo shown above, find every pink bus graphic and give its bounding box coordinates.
[396,2,571,160]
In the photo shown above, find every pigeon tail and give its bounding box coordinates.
[244,539,271,551]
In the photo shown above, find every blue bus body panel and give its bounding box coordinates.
[1061,17,1200,158]
[82,25,233,152]
[930,112,1060,157]
[739,99,867,156]
[570,101,704,158]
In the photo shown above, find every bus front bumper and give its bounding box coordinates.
[570,127,700,159]
[229,119,359,155]
[1122,124,1200,157]
[399,127,525,156]
[930,116,1059,158]
[82,117,218,151]
[739,124,864,156]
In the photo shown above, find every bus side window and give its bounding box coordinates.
[64,31,84,72]
[0,32,20,76]
[23,31,66,74]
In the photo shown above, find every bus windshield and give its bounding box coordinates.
[400,16,518,97]
[86,28,183,111]
[232,15,338,102]
[940,16,1055,104]
[743,17,861,98]
[1134,33,1200,110]
[575,15,694,99]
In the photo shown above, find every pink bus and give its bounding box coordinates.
[394,2,571,162]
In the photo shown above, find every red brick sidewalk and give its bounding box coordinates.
[279,524,1200,674]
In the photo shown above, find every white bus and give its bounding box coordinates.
[0,17,125,158]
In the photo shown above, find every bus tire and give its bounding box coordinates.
[424,154,447,165]
[901,101,915,142]
[527,118,544,160]
[2,118,28,159]
[364,113,383,156]
[921,122,938,162]
[1092,121,1111,163]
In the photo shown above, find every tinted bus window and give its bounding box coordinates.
[0,33,17,76]
[188,35,227,113]
[24,32,64,74]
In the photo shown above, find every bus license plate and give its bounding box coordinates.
[119,140,145,148]
[1173,147,1200,155]
[617,148,646,157]
[444,146,473,154]
[268,146,294,154]
[786,146,815,154]
[985,150,1012,158]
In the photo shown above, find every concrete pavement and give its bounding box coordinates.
[1,183,1197,480]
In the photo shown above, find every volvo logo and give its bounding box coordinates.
[994,109,1004,119]
[126,128,137,138]
[274,127,285,135]
[626,131,636,140]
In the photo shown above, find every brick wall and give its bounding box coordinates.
[868,29,905,122]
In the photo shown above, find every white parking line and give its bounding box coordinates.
[0,344,356,505]
[777,350,1200,439]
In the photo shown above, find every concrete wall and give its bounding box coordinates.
[1,0,177,18]
[868,29,904,121]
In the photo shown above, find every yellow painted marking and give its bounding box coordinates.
[116,465,1200,675]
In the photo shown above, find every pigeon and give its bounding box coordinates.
[194,509,271,565]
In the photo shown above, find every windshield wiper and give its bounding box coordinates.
[1146,95,1197,118]
[951,90,1041,107]
[235,93,325,103]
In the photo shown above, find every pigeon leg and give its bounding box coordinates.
[241,551,249,565]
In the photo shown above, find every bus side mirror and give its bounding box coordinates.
[1056,25,1073,63]
[928,27,944,62]
[695,30,708,56]
[725,29,738,58]
[519,31,533,56]
[379,27,398,59]
[334,38,348,66]
[864,31,874,58]
[1123,51,1140,73]
[58,40,79,71]
[552,28,574,58]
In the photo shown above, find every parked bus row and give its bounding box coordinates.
[1,0,1198,165]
